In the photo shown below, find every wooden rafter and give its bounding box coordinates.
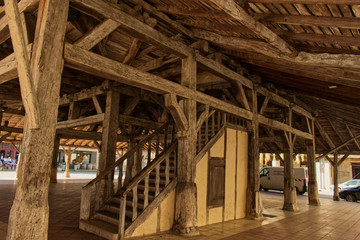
[207,0,295,55]
[316,134,360,160]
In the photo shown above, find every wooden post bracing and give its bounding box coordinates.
[306,119,320,206]
[6,0,69,239]
[173,56,199,236]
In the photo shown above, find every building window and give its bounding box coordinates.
[207,157,225,207]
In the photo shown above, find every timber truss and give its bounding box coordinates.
[0,0,318,151]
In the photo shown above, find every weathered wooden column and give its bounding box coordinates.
[283,108,299,211]
[172,56,199,236]
[306,118,320,205]
[50,136,60,183]
[6,0,69,239]
[246,86,263,219]
[98,89,120,205]
[333,153,339,201]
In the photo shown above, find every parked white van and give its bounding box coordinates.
[259,166,308,195]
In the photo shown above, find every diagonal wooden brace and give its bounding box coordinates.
[164,93,188,131]
[5,0,40,129]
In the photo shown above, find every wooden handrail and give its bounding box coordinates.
[83,119,173,189]
[121,141,177,196]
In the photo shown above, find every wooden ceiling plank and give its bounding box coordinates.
[316,134,360,160]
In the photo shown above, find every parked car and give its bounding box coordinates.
[259,166,308,195]
[330,179,360,191]
[339,186,360,202]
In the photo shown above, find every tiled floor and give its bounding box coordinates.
[1,176,360,240]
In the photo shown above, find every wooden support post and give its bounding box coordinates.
[98,89,120,206]
[283,150,299,211]
[283,108,299,212]
[246,86,263,219]
[333,153,340,201]
[50,136,60,183]
[306,119,320,206]
[6,0,69,239]
[173,56,199,236]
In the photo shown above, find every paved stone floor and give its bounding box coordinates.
[0,172,360,240]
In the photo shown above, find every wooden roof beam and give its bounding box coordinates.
[194,29,360,71]
[63,43,312,140]
[207,0,296,55]
[345,124,360,151]
[255,14,360,30]
[314,119,335,150]
[316,134,360,161]
[249,0,360,4]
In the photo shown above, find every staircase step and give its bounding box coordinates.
[95,210,119,226]
[79,219,118,240]
[127,192,155,202]
[103,202,119,214]
[149,171,175,178]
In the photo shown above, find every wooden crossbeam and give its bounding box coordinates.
[56,113,105,130]
[64,43,312,139]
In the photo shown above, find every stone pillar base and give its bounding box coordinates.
[173,182,199,237]
[247,191,264,220]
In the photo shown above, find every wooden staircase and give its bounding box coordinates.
[79,110,239,239]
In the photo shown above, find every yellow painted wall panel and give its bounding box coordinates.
[236,131,248,219]
[210,134,225,158]
[224,129,236,221]
[160,190,175,231]
[195,153,208,226]
[131,208,158,237]
[208,207,223,224]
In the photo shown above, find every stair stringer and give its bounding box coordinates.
[195,125,225,164]
[124,178,177,237]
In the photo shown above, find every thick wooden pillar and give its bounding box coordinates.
[283,148,299,211]
[333,153,339,201]
[98,89,120,204]
[6,0,69,239]
[173,56,199,236]
[50,136,60,183]
[307,119,320,205]
[246,87,263,219]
